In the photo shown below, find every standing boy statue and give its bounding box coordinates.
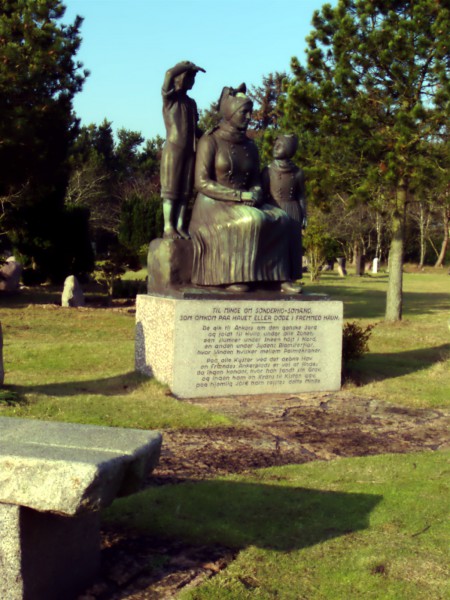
[261,134,307,283]
[160,61,205,239]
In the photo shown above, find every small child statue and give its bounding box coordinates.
[261,134,307,285]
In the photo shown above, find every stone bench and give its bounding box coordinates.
[0,417,162,600]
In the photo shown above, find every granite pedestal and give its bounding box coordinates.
[0,417,162,600]
[147,238,193,291]
[136,292,343,398]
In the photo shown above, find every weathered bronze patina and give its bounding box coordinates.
[189,84,295,292]
[160,61,205,240]
[261,134,307,282]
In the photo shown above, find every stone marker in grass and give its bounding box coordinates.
[0,257,22,292]
[61,274,85,307]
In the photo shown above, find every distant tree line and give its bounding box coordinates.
[250,0,449,321]
[66,120,163,265]
[0,0,163,285]
[1,0,448,321]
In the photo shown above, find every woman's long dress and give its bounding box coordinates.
[189,125,291,286]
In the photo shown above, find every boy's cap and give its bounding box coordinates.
[178,61,206,73]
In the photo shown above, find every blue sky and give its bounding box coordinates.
[63,0,334,141]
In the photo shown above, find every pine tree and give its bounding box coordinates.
[249,72,287,131]
[281,0,450,320]
[0,0,88,278]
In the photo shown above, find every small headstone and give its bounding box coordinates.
[0,257,22,292]
[336,257,347,277]
[61,275,85,307]
[372,257,379,273]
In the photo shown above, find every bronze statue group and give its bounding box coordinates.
[160,61,307,294]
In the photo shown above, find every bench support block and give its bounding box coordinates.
[0,503,100,600]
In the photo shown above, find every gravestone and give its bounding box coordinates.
[0,257,22,292]
[61,275,85,307]
[336,257,347,277]
[372,257,379,273]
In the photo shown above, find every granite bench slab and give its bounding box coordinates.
[0,417,162,600]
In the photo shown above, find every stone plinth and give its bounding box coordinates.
[136,293,343,398]
[147,238,193,292]
[0,417,162,600]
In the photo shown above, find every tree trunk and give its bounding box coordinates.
[353,240,364,275]
[351,240,359,266]
[418,202,429,269]
[375,212,383,261]
[434,207,449,268]
[385,182,407,322]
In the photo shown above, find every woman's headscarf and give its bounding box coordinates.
[218,83,253,120]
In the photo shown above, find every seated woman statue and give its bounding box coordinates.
[189,84,300,293]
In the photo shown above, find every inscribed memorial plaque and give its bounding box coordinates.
[136,295,343,398]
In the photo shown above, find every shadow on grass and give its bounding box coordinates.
[0,288,59,308]
[0,388,25,406]
[105,479,383,551]
[0,287,110,309]
[353,343,450,383]
[307,279,449,320]
[11,372,147,398]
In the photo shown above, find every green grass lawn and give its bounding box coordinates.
[1,269,449,599]
[122,267,147,281]
[0,295,229,428]
[2,270,448,417]
[307,270,450,409]
[105,451,450,600]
